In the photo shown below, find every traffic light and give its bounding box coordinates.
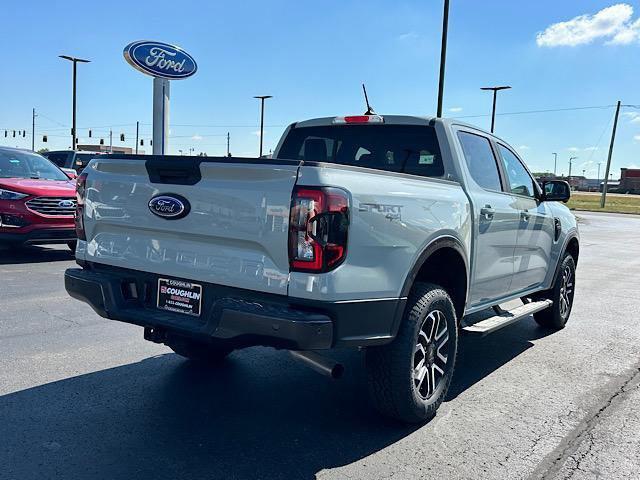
[120,133,125,142]
[22,130,26,138]
[140,139,144,146]
[42,135,48,142]
[89,129,92,138]
[12,130,15,137]
[100,138,104,145]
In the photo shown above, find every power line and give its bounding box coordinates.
[455,104,618,119]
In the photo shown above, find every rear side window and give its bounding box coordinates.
[276,125,444,178]
[44,152,70,168]
[457,131,502,191]
[75,154,96,165]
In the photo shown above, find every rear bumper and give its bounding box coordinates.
[0,227,76,245]
[65,264,405,349]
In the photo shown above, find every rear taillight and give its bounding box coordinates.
[75,172,88,241]
[289,186,349,273]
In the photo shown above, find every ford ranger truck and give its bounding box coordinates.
[65,115,578,423]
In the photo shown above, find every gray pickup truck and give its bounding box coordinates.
[65,114,578,423]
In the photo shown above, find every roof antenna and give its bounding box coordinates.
[362,83,375,115]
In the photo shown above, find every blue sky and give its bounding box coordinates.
[1,0,639,178]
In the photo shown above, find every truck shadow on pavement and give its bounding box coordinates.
[0,320,554,480]
[0,245,74,265]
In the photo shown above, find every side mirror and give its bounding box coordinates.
[542,180,571,202]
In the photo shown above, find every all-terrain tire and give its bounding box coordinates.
[532,252,576,330]
[366,282,458,423]
[167,337,233,365]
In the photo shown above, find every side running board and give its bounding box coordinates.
[461,299,553,336]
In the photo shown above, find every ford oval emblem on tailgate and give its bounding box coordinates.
[148,194,190,219]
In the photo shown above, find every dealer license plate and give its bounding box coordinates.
[157,278,202,317]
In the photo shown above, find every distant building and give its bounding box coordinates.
[77,144,143,154]
[620,168,640,193]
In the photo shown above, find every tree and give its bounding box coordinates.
[37,148,49,154]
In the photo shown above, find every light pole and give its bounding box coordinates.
[597,162,602,188]
[568,156,577,180]
[254,95,272,157]
[59,55,90,151]
[552,152,557,176]
[480,86,511,133]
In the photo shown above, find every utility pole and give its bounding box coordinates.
[254,95,272,157]
[226,132,230,156]
[480,86,511,133]
[135,121,139,154]
[31,108,36,151]
[552,152,557,176]
[109,129,113,153]
[600,101,621,208]
[568,156,577,179]
[59,55,90,150]
[436,0,450,117]
[597,162,602,189]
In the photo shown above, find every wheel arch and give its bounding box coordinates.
[547,233,579,289]
[395,236,469,332]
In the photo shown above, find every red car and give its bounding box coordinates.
[0,147,77,249]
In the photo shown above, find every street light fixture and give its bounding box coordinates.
[254,95,273,157]
[480,86,511,133]
[552,152,558,176]
[59,55,90,151]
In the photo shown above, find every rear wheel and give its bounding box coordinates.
[366,282,458,423]
[167,337,233,365]
[67,241,77,252]
[532,252,576,329]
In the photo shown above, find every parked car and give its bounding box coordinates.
[41,150,103,173]
[0,146,77,249]
[65,115,578,423]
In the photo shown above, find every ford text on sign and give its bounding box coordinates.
[123,41,197,80]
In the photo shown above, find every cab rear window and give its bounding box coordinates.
[276,125,444,178]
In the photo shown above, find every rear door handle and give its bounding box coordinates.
[480,205,495,220]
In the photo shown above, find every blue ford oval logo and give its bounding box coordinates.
[58,200,75,208]
[123,41,197,80]
[148,194,190,219]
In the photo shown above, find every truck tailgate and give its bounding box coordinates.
[80,157,300,295]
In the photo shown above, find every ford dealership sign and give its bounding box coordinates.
[123,41,197,80]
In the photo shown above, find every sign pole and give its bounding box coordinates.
[153,77,170,155]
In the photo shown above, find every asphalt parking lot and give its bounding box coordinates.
[1,211,639,480]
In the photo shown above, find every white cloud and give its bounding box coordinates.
[191,134,203,141]
[634,135,640,142]
[583,146,599,151]
[518,145,530,150]
[398,32,419,41]
[623,111,640,123]
[536,4,639,47]
[449,107,463,113]
[567,146,580,152]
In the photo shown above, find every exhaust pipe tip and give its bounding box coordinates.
[290,350,344,380]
